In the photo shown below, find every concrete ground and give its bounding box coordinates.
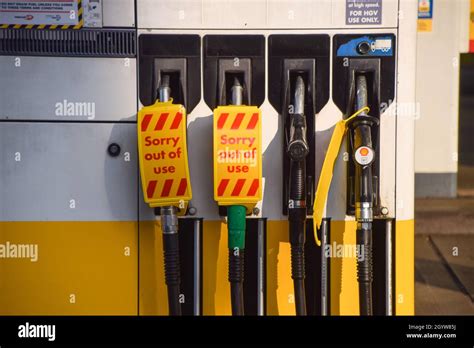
[415,165,474,315]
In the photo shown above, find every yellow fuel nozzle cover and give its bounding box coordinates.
[137,100,192,212]
[213,105,262,212]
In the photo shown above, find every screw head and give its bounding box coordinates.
[188,206,197,216]
[107,143,121,157]
[252,207,260,216]
[381,207,389,215]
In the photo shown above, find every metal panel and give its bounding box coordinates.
[103,0,136,27]
[0,123,138,221]
[0,56,137,121]
[137,0,398,29]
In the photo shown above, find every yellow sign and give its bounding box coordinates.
[138,100,192,210]
[213,105,262,211]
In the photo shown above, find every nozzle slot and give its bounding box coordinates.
[138,34,201,112]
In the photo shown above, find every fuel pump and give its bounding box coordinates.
[268,34,330,316]
[333,34,397,316]
[207,35,264,316]
[137,34,200,316]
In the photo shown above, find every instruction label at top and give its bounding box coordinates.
[346,0,382,25]
[0,0,80,26]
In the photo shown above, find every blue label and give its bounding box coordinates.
[336,36,393,57]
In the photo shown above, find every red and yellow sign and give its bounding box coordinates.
[138,100,192,211]
[213,105,262,211]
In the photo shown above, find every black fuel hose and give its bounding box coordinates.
[160,206,182,316]
[287,76,309,316]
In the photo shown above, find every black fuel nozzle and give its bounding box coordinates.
[348,74,379,316]
[287,76,310,162]
[287,75,308,316]
[156,75,182,316]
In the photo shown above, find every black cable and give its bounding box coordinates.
[229,249,245,316]
[289,160,307,316]
[291,245,307,316]
[356,222,373,316]
[162,231,182,316]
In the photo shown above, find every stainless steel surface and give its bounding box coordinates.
[103,0,135,27]
[231,77,243,106]
[321,219,329,316]
[294,76,305,115]
[0,56,137,121]
[386,219,393,315]
[356,202,373,222]
[194,219,201,316]
[160,207,179,234]
[0,123,138,221]
[257,218,265,316]
[159,75,171,103]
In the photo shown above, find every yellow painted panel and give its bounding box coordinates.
[138,220,168,315]
[202,220,231,315]
[0,221,138,315]
[395,220,415,315]
[330,220,359,315]
[266,220,295,316]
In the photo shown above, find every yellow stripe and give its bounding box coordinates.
[38,24,46,29]
[25,24,34,29]
[0,24,9,29]
[0,221,138,315]
[395,220,415,314]
[61,25,70,30]
[330,220,360,315]
[50,25,58,29]
[13,24,22,29]
[266,220,296,315]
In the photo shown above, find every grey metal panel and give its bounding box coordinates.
[0,123,138,221]
[103,0,136,27]
[0,56,137,121]
[415,173,457,198]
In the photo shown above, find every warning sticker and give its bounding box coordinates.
[138,100,192,210]
[346,0,382,25]
[0,0,81,27]
[417,0,433,32]
[213,105,262,210]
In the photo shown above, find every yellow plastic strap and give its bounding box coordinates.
[312,107,370,246]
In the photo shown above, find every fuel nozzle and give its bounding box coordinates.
[349,73,378,316]
[287,75,309,316]
[157,74,182,316]
[158,75,171,102]
[227,76,247,316]
[288,76,310,162]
